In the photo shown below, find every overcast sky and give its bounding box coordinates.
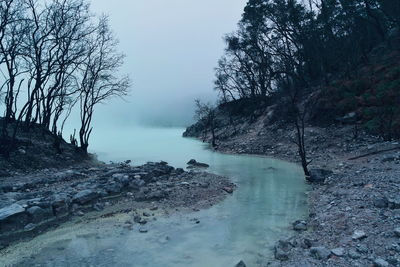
[89,0,247,127]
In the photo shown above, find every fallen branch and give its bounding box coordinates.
[348,146,400,160]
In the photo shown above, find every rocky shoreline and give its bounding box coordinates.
[185,122,400,266]
[0,160,235,252]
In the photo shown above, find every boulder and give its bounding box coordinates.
[26,206,51,223]
[0,204,25,221]
[307,169,333,184]
[274,239,293,261]
[72,190,99,204]
[292,220,308,231]
[187,159,210,168]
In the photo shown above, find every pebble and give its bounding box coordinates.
[352,230,367,240]
[373,258,389,267]
[331,247,345,257]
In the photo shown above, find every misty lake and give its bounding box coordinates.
[4,126,309,266]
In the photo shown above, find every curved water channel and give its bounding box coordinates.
[3,126,309,266]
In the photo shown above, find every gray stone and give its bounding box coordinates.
[310,247,331,260]
[352,230,367,240]
[235,260,246,267]
[331,247,345,257]
[0,204,25,221]
[72,190,98,204]
[293,220,308,231]
[373,258,389,267]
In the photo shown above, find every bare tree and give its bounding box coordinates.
[78,16,129,153]
[194,99,217,148]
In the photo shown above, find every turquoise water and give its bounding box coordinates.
[3,126,309,266]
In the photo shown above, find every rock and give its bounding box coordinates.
[187,159,210,168]
[348,250,361,259]
[374,197,389,208]
[373,258,389,267]
[331,247,345,257]
[72,190,98,204]
[24,223,36,231]
[394,228,400,237]
[51,193,70,215]
[274,240,293,261]
[292,220,308,231]
[336,112,357,123]
[143,212,151,217]
[26,206,51,223]
[129,179,145,190]
[307,169,333,184]
[352,230,367,240]
[0,204,25,221]
[310,247,331,260]
[187,159,197,165]
[235,260,246,267]
[139,227,148,233]
[223,187,234,194]
[104,183,123,194]
[388,198,400,209]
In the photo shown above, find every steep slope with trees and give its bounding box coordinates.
[0,0,130,159]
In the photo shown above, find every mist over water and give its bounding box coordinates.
[83,0,248,128]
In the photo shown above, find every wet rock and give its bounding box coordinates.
[139,227,148,233]
[307,169,333,184]
[331,247,345,257]
[187,159,209,168]
[292,220,308,231]
[352,230,367,240]
[373,258,389,267]
[72,190,98,205]
[235,260,246,267]
[310,247,331,260]
[223,187,234,194]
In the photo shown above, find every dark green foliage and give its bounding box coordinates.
[216,0,400,140]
